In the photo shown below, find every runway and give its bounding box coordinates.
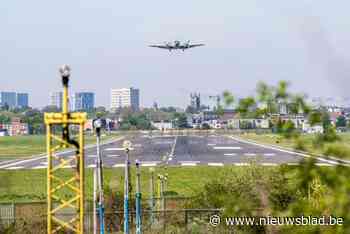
[0,133,339,170]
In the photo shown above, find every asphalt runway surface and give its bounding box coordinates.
[0,133,338,170]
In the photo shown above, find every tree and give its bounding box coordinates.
[172,112,188,128]
[336,115,347,128]
[289,94,310,115]
[185,105,197,114]
[236,97,257,118]
[223,90,234,107]
[256,81,276,116]
[308,110,322,126]
[274,80,290,102]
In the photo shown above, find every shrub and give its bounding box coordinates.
[294,138,306,151]
[323,144,350,159]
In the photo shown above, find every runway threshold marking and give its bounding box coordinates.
[112,164,125,167]
[224,153,237,156]
[213,146,241,150]
[263,153,276,156]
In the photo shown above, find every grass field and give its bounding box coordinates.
[0,166,260,203]
[0,133,120,160]
[238,132,350,160]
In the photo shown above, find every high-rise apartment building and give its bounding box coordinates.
[49,92,63,110]
[74,92,95,111]
[110,87,140,111]
[17,93,29,108]
[0,92,17,109]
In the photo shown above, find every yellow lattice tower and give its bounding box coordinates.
[45,65,87,234]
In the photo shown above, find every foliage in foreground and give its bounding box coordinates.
[189,160,350,234]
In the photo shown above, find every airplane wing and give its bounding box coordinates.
[149,45,173,49]
[188,44,205,48]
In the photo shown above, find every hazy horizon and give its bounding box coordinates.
[2,1,350,108]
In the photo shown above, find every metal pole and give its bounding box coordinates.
[93,166,97,234]
[149,168,155,225]
[123,141,132,234]
[96,128,105,234]
[135,160,142,234]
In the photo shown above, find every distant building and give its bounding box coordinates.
[190,93,201,112]
[151,121,173,130]
[0,92,17,109]
[17,93,29,108]
[49,92,63,110]
[227,119,269,129]
[110,87,140,111]
[0,117,29,136]
[74,92,95,111]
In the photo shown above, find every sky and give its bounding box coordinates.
[1,1,350,108]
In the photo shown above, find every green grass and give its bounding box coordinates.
[0,133,120,160]
[0,166,240,203]
[238,132,350,160]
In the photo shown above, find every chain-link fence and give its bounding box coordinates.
[0,201,223,233]
[0,202,221,233]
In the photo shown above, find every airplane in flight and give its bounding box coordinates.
[149,40,205,51]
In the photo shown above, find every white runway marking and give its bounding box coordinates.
[229,136,340,165]
[88,155,97,158]
[32,166,47,169]
[112,164,125,167]
[214,146,241,150]
[154,141,173,144]
[105,148,125,151]
[87,164,96,168]
[0,156,46,169]
[244,153,257,156]
[62,165,73,168]
[141,162,158,167]
[179,161,199,166]
[180,163,197,166]
[7,166,24,170]
[261,163,278,166]
[169,136,177,157]
[208,163,224,166]
[107,155,120,157]
[40,162,48,165]
[233,163,249,166]
[315,163,334,167]
[224,153,237,156]
[207,143,216,146]
[263,153,276,156]
[287,163,299,166]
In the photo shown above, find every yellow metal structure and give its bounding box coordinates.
[45,82,87,233]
